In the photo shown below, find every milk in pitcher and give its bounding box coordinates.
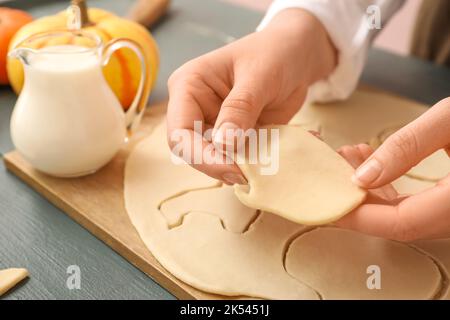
[11,45,126,176]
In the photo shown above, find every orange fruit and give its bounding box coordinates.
[0,7,33,85]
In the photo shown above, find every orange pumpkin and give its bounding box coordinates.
[0,7,33,85]
[7,1,159,110]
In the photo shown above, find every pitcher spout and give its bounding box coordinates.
[8,47,36,66]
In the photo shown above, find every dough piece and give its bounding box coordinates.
[408,150,450,182]
[234,125,366,225]
[392,176,435,195]
[160,185,259,233]
[125,122,319,299]
[0,268,29,296]
[290,90,427,149]
[414,239,450,300]
[286,228,442,300]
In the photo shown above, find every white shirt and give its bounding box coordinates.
[257,0,405,102]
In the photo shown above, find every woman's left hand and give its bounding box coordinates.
[336,98,450,241]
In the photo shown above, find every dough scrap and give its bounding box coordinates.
[234,125,366,225]
[0,268,29,296]
[286,228,441,299]
[125,122,319,299]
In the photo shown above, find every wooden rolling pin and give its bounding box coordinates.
[126,0,171,28]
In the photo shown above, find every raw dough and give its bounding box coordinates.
[125,122,319,299]
[234,125,366,225]
[392,176,435,195]
[286,228,441,299]
[0,268,29,296]
[122,89,450,299]
[124,115,446,299]
[407,150,450,182]
[290,90,427,149]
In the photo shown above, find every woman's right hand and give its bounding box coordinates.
[337,98,450,241]
[167,9,337,184]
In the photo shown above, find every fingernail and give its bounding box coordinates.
[352,158,382,186]
[213,122,240,146]
[222,173,247,185]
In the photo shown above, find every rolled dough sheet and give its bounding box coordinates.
[125,116,445,299]
[290,90,427,150]
[125,121,319,299]
[0,268,29,296]
[234,125,366,225]
[414,239,450,299]
[286,228,442,300]
[407,150,450,182]
[392,175,436,195]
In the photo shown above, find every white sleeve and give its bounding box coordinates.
[257,0,405,102]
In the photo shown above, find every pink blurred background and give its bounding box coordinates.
[223,0,423,56]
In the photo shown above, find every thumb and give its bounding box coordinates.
[212,81,265,147]
[353,98,450,188]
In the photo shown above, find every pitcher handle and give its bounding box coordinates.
[101,39,148,135]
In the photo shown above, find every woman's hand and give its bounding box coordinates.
[337,98,450,241]
[167,9,337,184]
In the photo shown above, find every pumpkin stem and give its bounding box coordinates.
[71,0,91,27]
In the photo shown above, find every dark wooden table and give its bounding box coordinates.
[0,0,449,300]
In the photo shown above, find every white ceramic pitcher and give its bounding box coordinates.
[9,30,148,177]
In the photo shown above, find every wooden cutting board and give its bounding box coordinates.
[3,101,229,300]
